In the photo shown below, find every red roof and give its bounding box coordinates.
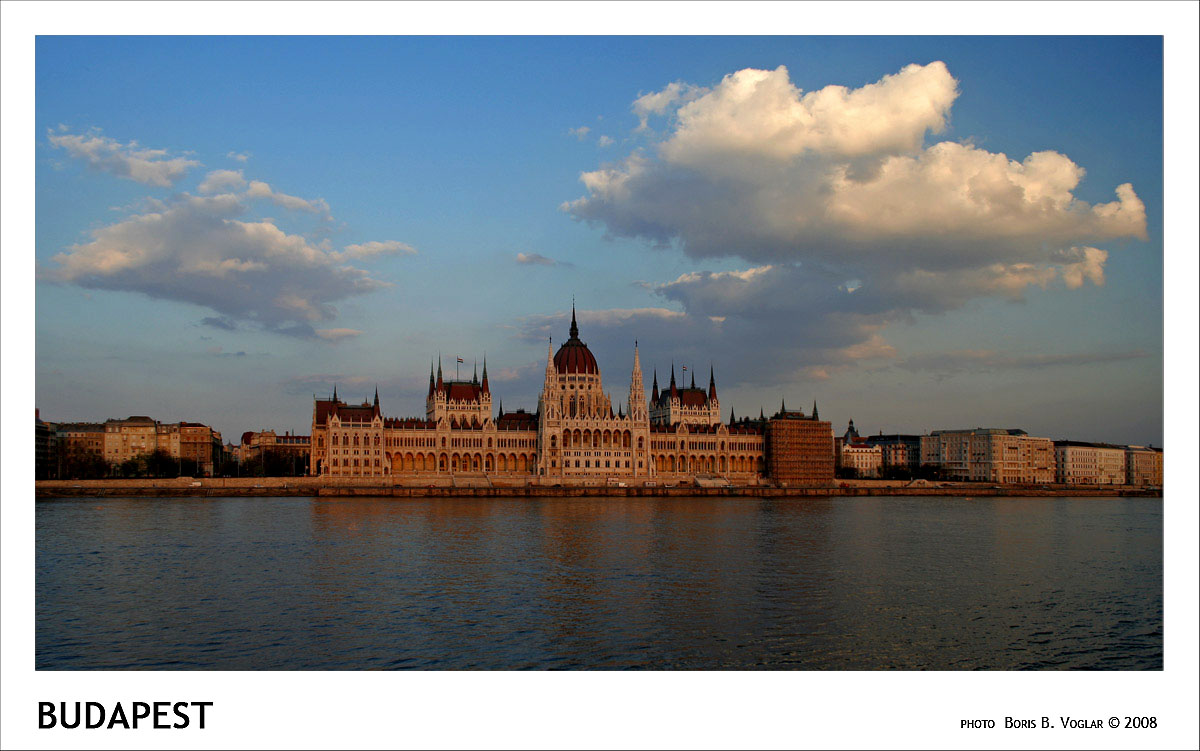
[445,382,483,402]
[313,399,338,426]
[678,389,709,408]
[497,411,538,429]
[554,339,598,375]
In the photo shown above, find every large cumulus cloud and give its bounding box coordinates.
[561,62,1148,382]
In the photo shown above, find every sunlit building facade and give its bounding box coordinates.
[310,308,833,485]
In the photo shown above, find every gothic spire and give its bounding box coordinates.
[481,357,490,393]
[729,406,736,425]
[373,385,380,409]
[428,361,435,397]
[436,355,444,391]
[708,364,717,400]
[569,299,579,339]
[332,383,338,402]
[651,369,659,403]
[812,400,819,420]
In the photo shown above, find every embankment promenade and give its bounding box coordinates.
[36,477,1162,499]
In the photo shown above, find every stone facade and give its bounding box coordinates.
[839,441,883,478]
[1054,441,1128,485]
[1124,445,1163,487]
[922,428,1054,484]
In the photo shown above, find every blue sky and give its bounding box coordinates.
[35,36,1163,445]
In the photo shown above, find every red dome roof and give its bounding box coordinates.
[554,339,598,374]
[553,306,599,374]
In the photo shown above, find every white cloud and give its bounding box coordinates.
[48,130,199,187]
[198,169,247,194]
[335,241,418,261]
[597,135,614,148]
[632,81,707,130]
[245,180,331,218]
[568,126,591,141]
[660,63,956,169]
[227,151,251,162]
[515,252,574,268]
[561,62,1148,382]
[315,328,365,341]
[40,193,391,337]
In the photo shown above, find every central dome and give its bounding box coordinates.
[553,306,599,375]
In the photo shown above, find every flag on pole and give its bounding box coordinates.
[456,357,464,363]
[682,366,688,372]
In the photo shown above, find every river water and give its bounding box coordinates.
[35,495,1162,670]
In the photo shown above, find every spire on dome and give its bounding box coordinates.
[569,299,579,339]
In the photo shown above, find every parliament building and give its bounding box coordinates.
[309,308,834,486]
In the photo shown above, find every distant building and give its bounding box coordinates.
[764,404,835,485]
[839,441,882,478]
[99,416,222,475]
[240,430,311,472]
[1125,445,1164,487]
[1054,441,1128,485]
[862,433,922,472]
[922,428,1054,484]
[36,409,57,480]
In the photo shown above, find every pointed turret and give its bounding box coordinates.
[498,397,503,417]
[781,397,786,414]
[332,383,338,402]
[569,300,579,339]
[651,369,659,403]
[627,340,647,422]
[708,364,717,400]
[669,363,679,399]
[373,385,380,410]
[690,369,696,390]
[472,360,478,385]
[436,357,444,392]
[729,407,736,425]
[812,400,819,420]
[428,361,435,397]
[481,357,490,393]
[759,407,765,420]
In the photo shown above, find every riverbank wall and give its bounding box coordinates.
[35,477,1162,498]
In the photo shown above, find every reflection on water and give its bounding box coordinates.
[36,496,1162,670]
